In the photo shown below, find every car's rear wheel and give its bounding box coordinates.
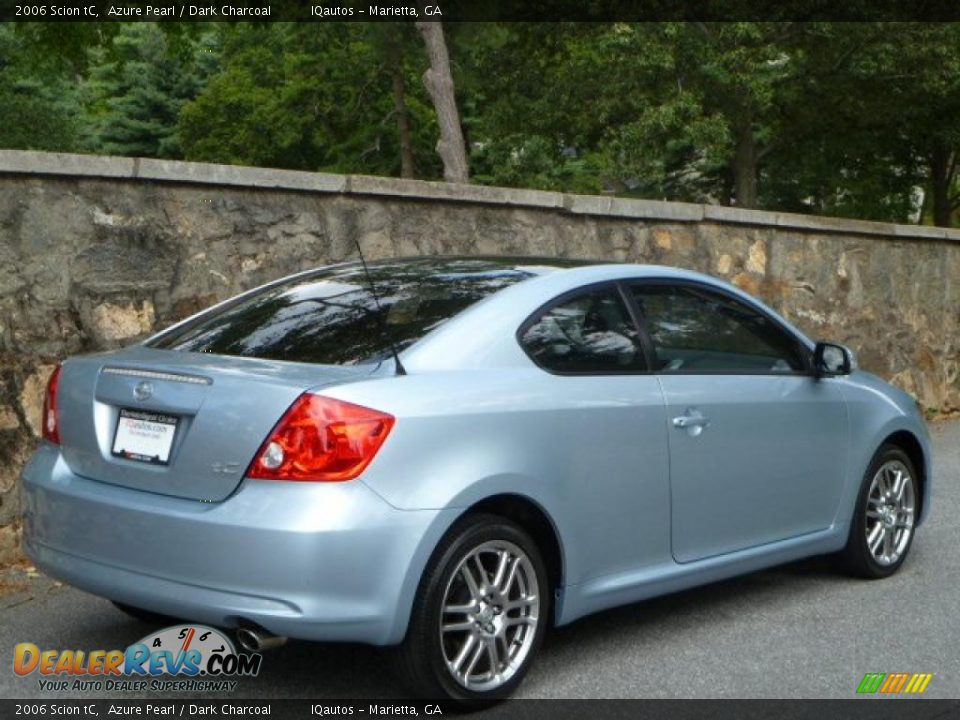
[392,513,549,703]
[841,445,918,578]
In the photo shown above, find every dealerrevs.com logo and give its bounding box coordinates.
[14,625,262,692]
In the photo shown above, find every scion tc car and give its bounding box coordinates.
[22,257,931,701]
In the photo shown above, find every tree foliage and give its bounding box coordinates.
[4,21,960,225]
[0,25,80,152]
[82,23,213,158]
[179,23,441,177]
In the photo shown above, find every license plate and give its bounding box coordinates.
[112,409,179,465]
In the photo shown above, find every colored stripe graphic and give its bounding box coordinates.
[857,673,886,693]
[904,674,933,694]
[880,672,908,693]
[858,672,932,694]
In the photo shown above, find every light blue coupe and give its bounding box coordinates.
[22,257,930,701]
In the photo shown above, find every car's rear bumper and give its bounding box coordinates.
[21,443,454,645]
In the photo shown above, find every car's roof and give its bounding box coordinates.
[352,255,735,288]
[357,255,738,291]
[357,255,716,282]
[398,256,816,372]
[354,255,601,276]
[271,255,718,287]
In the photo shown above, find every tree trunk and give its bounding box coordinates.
[732,120,758,209]
[387,45,415,179]
[415,20,469,183]
[930,144,955,227]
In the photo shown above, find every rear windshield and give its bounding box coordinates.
[148,258,551,365]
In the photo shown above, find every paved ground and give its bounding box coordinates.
[2,421,957,700]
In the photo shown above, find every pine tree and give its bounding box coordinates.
[82,24,209,158]
[0,25,80,152]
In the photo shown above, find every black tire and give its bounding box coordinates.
[391,513,550,704]
[111,601,181,626]
[840,444,919,579]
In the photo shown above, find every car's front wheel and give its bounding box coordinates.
[393,513,549,703]
[841,445,919,578]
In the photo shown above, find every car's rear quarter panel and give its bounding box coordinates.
[327,368,671,591]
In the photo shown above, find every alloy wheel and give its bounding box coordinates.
[865,459,916,567]
[438,540,540,692]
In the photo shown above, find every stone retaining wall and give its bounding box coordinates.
[1,149,958,564]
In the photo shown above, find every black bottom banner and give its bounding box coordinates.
[4,700,960,720]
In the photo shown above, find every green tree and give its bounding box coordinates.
[458,23,618,194]
[179,23,440,177]
[0,25,81,152]
[470,23,814,207]
[82,23,213,158]
[7,20,960,226]
[841,23,960,226]
[463,21,958,224]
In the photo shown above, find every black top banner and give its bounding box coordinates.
[5,0,960,22]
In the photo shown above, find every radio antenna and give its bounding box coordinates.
[354,240,407,376]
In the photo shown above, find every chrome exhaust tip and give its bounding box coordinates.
[236,626,287,653]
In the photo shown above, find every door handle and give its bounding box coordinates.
[672,410,710,434]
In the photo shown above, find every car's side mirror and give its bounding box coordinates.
[814,341,854,377]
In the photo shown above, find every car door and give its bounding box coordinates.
[517,282,671,584]
[627,281,848,564]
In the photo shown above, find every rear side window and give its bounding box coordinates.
[520,286,647,374]
[630,284,807,373]
[149,259,539,365]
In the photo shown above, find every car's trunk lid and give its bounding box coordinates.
[56,346,372,502]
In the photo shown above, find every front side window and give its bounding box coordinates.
[630,284,807,373]
[520,286,646,373]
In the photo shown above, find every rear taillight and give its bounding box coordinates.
[42,363,63,445]
[248,394,395,482]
